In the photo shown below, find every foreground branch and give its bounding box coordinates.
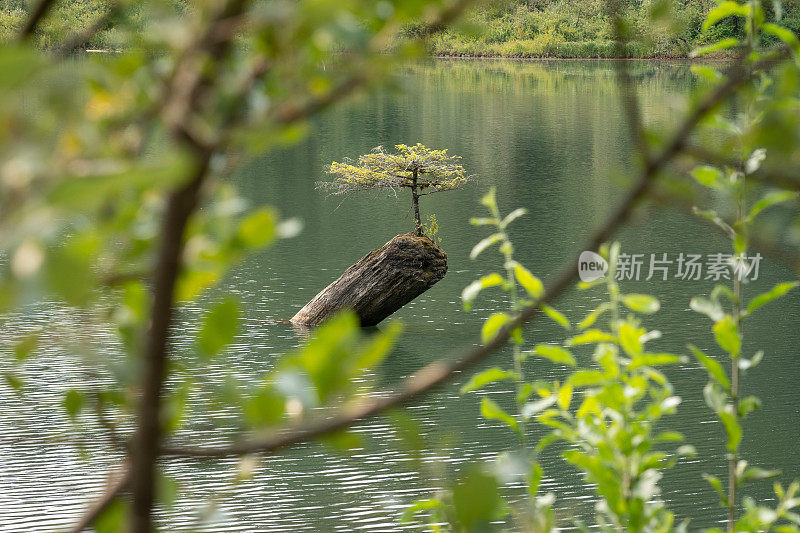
[67,468,130,533]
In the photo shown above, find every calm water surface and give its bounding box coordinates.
[2,59,799,531]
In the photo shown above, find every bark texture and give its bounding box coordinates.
[291,233,447,327]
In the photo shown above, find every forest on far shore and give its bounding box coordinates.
[2,0,799,57]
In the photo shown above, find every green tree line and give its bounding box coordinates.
[416,0,800,57]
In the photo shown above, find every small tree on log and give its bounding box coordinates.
[318,143,469,236]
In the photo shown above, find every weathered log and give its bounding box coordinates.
[291,233,447,327]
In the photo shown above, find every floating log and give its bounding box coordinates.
[291,233,447,327]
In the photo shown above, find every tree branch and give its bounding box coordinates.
[67,467,130,533]
[19,0,56,39]
[54,3,119,57]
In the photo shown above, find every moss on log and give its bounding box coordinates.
[291,233,447,327]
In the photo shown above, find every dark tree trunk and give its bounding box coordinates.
[291,233,447,327]
[131,161,206,532]
[411,168,422,236]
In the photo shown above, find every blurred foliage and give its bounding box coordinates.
[0,0,469,529]
[432,0,800,530]
[2,0,800,530]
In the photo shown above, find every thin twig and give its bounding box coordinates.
[67,467,130,533]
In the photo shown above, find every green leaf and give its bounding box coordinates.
[355,321,402,370]
[739,350,764,370]
[566,329,616,346]
[157,472,180,508]
[578,303,610,330]
[462,273,505,310]
[654,431,685,443]
[541,304,570,330]
[747,282,799,313]
[738,395,762,417]
[322,429,363,452]
[460,367,517,393]
[94,498,130,533]
[693,207,734,236]
[689,344,731,389]
[243,386,285,427]
[14,334,38,361]
[175,269,220,302]
[703,473,729,506]
[713,315,741,358]
[690,296,725,322]
[569,370,606,387]
[480,397,519,433]
[0,46,44,92]
[44,235,97,306]
[529,462,543,496]
[532,344,576,366]
[622,294,661,314]
[198,298,240,357]
[703,382,728,411]
[742,467,781,483]
[453,466,504,530]
[521,396,557,418]
[557,383,573,410]
[49,156,189,209]
[401,498,446,522]
[238,207,277,248]
[3,372,23,392]
[690,38,740,58]
[64,389,84,420]
[703,1,748,31]
[748,190,798,221]
[719,407,742,452]
[619,323,643,356]
[763,22,800,55]
[470,233,503,260]
[470,217,497,226]
[501,208,527,228]
[691,65,723,82]
[290,312,359,403]
[513,263,544,299]
[629,353,684,370]
[481,312,510,344]
[745,148,767,174]
[480,188,498,210]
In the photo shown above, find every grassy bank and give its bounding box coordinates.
[415,1,800,59]
[0,0,184,50]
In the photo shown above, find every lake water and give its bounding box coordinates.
[2,59,799,531]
